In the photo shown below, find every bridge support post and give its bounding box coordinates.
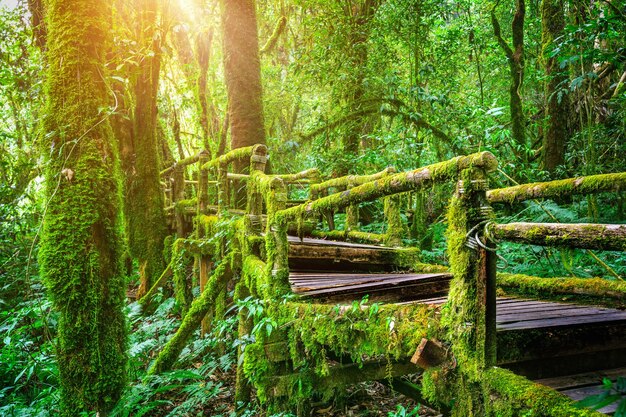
[197,151,212,336]
[452,167,497,368]
[345,176,359,233]
[431,164,498,415]
[172,165,186,237]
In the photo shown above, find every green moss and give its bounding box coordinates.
[172,238,194,317]
[488,172,626,204]
[274,168,321,183]
[423,168,497,415]
[243,301,441,407]
[310,167,396,195]
[482,367,605,416]
[491,222,626,251]
[149,256,233,374]
[249,172,290,298]
[163,234,175,261]
[39,1,127,414]
[175,198,198,214]
[202,145,262,170]
[310,229,386,244]
[497,273,626,308]
[242,254,266,298]
[280,152,497,222]
[160,151,203,176]
[384,195,408,246]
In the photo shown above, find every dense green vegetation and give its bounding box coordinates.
[0,0,624,415]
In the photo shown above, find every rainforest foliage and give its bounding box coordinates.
[0,0,625,415]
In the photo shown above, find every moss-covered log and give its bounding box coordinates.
[279,152,497,221]
[384,195,407,246]
[487,172,626,203]
[148,260,232,374]
[497,273,626,308]
[491,222,626,251]
[39,1,127,413]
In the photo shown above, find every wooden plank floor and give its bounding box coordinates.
[287,236,393,250]
[536,367,626,414]
[287,236,402,272]
[291,272,626,330]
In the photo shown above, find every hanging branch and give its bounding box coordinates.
[260,16,287,54]
[298,99,463,154]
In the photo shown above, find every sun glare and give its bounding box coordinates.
[174,0,199,23]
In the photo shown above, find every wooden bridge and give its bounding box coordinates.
[144,145,626,416]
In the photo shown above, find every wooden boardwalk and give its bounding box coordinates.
[287,237,626,411]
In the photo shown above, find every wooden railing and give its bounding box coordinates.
[153,147,626,414]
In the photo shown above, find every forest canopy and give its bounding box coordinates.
[0,0,624,415]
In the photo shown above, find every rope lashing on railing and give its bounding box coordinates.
[465,220,509,268]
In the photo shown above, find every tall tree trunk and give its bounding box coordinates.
[128,0,167,297]
[40,0,127,414]
[541,0,570,173]
[339,0,380,174]
[492,0,526,156]
[221,0,266,163]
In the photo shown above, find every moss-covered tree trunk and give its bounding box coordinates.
[127,0,167,297]
[221,0,266,163]
[40,1,127,414]
[541,0,570,173]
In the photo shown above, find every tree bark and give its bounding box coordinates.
[541,0,570,172]
[221,0,266,164]
[340,0,380,166]
[40,0,127,414]
[127,0,167,297]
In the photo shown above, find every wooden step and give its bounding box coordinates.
[535,367,626,415]
[290,271,452,303]
[287,236,417,272]
[494,299,626,379]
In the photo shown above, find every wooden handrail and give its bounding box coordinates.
[202,144,268,170]
[272,168,321,184]
[278,152,497,221]
[490,222,626,251]
[310,167,396,194]
[160,150,207,176]
[488,172,626,203]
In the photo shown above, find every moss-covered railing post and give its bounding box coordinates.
[218,161,229,213]
[345,176,359,232]
[429,163,497,415]
[265,178,289,298]
[234,145,268,405]
[382,167,405,247]
[172,166,186,236]
[197,151,212,334]
[248,145,268,237]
